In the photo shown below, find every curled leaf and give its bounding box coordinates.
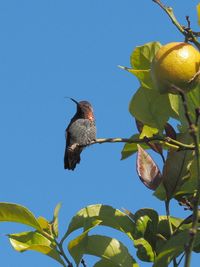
[137,145,163,190]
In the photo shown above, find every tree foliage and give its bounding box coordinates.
[1,1,200,267]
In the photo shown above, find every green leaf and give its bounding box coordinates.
[120,42,162,89]
[134,238,155,262]
[153,182,167,201]
[66,204,135,241]
[162,134,194,200]
[197,3,200,25]
[133,209,158,262]
[130,42,162,70]
[139,125,159,139]
[51,203,62,237]
[175,157,198,197]
[9,231,65,266]
[122,68,153,89]
[168,94,180,117]
[37,216,50,231]
[94,259,120,267]
[129,87,173,130]
[121,134,149,160]
[68,233,138,267]
[153,230,200,267]
[134,209,158,241]
[157,216,183,241]
[169,86,200,131]
[0,202,42,231]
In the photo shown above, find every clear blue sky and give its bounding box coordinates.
[0,1,199,266]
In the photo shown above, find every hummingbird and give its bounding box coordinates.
[64,98,96,170]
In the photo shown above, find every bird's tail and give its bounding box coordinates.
[64,144,83,170]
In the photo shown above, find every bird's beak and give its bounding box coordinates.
[70,98,79,106]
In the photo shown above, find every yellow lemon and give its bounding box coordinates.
[151,42,200,94]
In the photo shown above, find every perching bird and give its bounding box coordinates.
[64,98,96,170]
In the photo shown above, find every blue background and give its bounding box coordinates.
[0,0,199,266]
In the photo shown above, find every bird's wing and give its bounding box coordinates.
[67,119,96,146]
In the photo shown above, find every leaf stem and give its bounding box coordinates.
[56,240,73,267]
[40,231,72,267]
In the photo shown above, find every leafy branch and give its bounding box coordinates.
[151,1,200,266]
[173,86,200,267]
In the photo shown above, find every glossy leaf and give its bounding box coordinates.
[0,202,42,231]
[137,145,162,190]
[168,94,180,117]
[129,87,174,130]
[134,209,158,250]
[94,259,120,267]
[175,157,198,198]
[155,216,196,256]
[121,134,149,160]
[153,183,166,201]
[132,209,158,262]
[123,68,153,89]
[157,216,183,241]
[162,135,194,199]
[68,233,138,267]
[9,231,65,266]
[37,217,50,231]
[134,238,155,262]
[139,125,159,139]
[169,86,200,131]
[66,204,135,241]
[130,42,162,70]
[153,230,200,267]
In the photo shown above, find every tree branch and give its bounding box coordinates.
[152,0,200,50]
[89,137,194,151]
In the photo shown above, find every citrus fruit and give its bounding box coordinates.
[151,42,200,94]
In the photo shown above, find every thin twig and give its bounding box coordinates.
[56,240,73,267]
[89,137,194,150]
[177,253,185,266]
[152,0,200,50]
[40,231,73,266]
[81,259,87,267]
